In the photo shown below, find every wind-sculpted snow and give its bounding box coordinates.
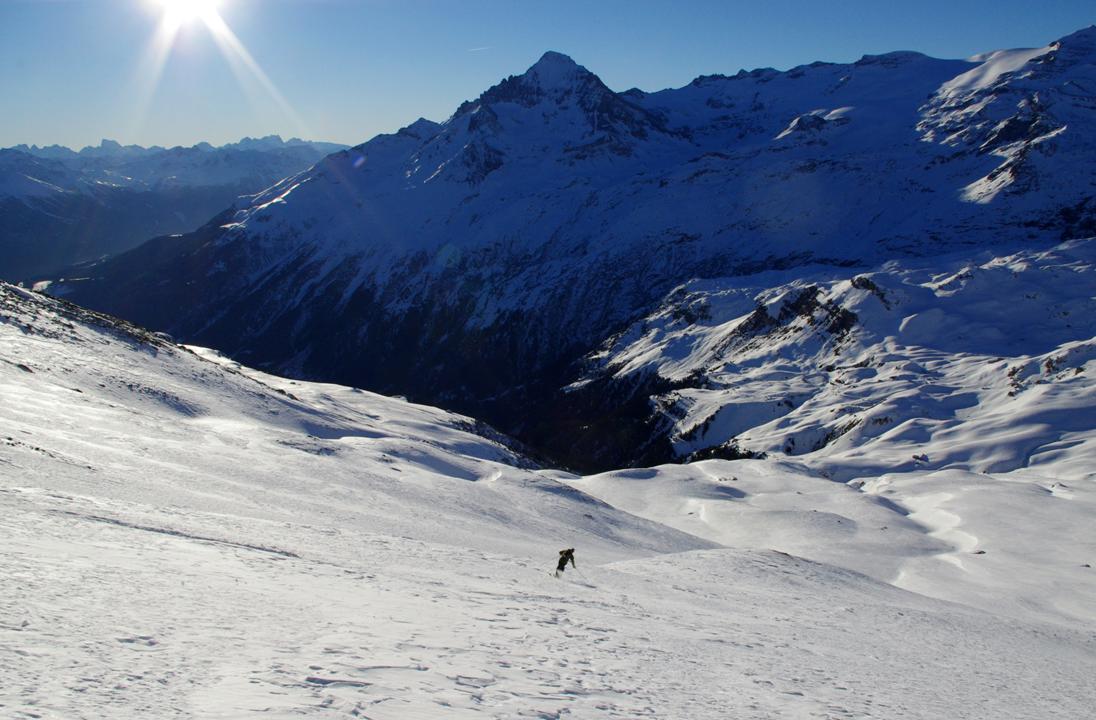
[3,283,1095,718]
[51,28,1096,470]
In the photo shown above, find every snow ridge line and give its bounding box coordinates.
[50,510,300,559]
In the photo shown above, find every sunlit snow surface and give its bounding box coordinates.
[3,260,1096,717]
[582,238,1096,626]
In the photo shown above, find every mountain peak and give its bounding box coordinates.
[447,50,668,150]
[400,117,442,138]
[531,50,578,69]
[853,50,930,68]
[1057,24,1096,44]
[523,51,589,90]
[1054,24,1096,58]
[459,51,603,116]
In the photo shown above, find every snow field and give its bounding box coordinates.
[4,487,1094,719]
[2,276,1095,717]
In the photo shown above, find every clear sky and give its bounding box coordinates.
[1,0,1092,150]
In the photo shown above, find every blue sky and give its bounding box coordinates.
[1,0,1092,149]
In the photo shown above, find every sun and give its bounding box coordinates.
[155,0,222,27]
[134,0,308,140]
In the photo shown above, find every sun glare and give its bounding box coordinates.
[131,0,309,141]
[157,0,222,27]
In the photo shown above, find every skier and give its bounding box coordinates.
[555,548,576,577]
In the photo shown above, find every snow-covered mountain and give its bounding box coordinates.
[0,137,348,281]
[571,238,1096,470]
[51,28,1096,469]
[3,282,1093,718]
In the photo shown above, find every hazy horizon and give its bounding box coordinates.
[5,134,345,153]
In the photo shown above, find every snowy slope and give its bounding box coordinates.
[562,237,1096,628]
[570,459,1096,630]
[49,28,1096,469]
[0,283,698,561]
[3,283,1095,718]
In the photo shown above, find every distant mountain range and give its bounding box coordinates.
[0,136,347,280]
[10,135,347,161]
[49,27,1096,470]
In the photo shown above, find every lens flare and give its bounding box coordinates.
[131,0,308,138]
